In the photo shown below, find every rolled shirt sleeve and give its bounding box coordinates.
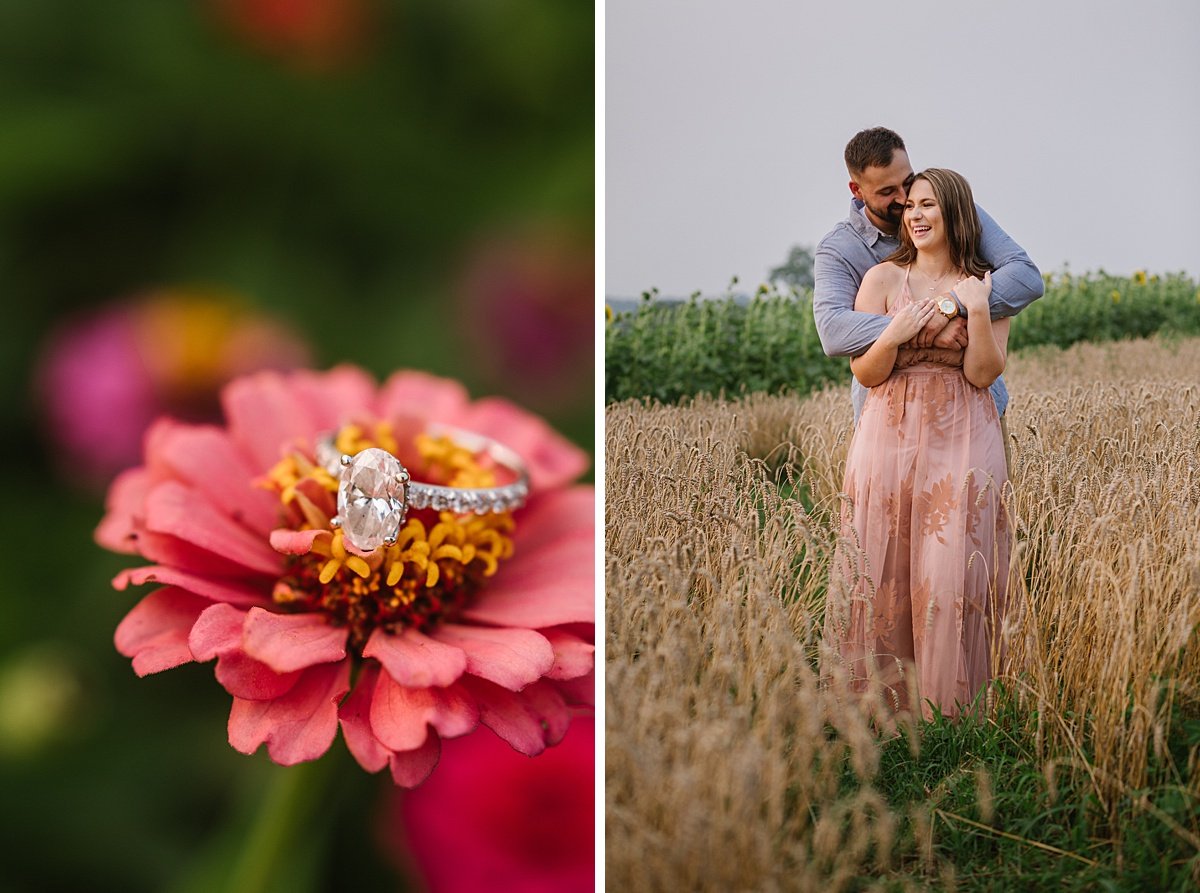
[813,241,891,357]
[977,203,1044,319]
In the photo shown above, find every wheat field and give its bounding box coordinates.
[605,336,1200,891]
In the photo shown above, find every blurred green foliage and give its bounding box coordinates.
[0,0,594,448]
[605,285,843,404]
[0,2,592,891]
[605,271,1200,404]
[1007,270,1199,351]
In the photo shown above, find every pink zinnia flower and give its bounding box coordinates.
[35,289,310,487]
[389,716,594,892]
[97,366,594,786]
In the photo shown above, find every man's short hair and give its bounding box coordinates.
[844,127,906,177]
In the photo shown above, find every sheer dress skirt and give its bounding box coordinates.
[824,361,1011,719]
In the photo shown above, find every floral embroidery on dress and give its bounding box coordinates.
[915,473,959,543]
[870,579,899,647]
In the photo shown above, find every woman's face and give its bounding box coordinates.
[904,178,944,250]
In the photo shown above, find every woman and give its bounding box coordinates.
[823,168,1011,720]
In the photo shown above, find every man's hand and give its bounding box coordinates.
[932,316,968,349]
[910,308,950,348]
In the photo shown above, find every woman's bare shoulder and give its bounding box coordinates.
[855,261,905,312]
[862,261,906,287]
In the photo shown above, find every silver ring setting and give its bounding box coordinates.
[316,425,529,553]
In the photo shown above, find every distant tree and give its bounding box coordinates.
[768,244,815,291]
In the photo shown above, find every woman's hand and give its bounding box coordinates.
[881,298,938,347]
[954,271,992,315]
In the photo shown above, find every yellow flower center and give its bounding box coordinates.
[261,422,515,650]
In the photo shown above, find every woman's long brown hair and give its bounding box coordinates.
[887,168,992,278]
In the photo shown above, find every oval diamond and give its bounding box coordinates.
[337,448,407,552]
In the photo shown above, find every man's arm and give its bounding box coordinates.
[812,242,890,357]
[976,203,1044,320]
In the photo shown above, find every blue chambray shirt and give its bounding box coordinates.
[813,199,1044,423]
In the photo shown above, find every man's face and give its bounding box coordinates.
[849,149,914,234]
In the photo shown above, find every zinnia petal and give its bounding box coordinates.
[215,650,302,700]
[378,370,470,424]
[462,677,570,756]
[114,587,212,677]
[221,371,316,471]
[240,607,348,673]
[338,664,391,773]
[144,481,281,575]
[540,628,596,680]
[113,565,268,607]
[431,624,555,691]
[95,466,152,554]
[228,660,350,765]
[136,530,263,580]
[520,680,573,747]
[462,488,594,628]
[554,670,595,708]
[457,397,589,491]
[269,528,327,555]
[389,733,441,788]
[286,365,378,433]
[189,603,250,662]
[362,628,467,688]
[369,672,478,752]
[145,419,280,535]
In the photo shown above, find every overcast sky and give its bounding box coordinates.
[605,0,1200,298]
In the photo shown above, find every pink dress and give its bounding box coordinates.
[824,272,1010,719]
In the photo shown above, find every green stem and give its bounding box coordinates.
[225,757,333,893]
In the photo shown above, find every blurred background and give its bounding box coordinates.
[0,1,593,890]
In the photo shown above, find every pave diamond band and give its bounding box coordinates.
[316,426,530,552]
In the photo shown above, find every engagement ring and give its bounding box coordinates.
[316,425,530,552]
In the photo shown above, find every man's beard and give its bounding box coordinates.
[871,201,904,227]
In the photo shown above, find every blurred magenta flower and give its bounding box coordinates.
[208,0,374,71]
[390,716,594,892]
[96,367,594,786]
[458,227,593,412]
[35,289,310,486]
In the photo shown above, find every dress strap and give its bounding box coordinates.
[898,265,912,305]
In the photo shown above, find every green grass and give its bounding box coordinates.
[830,684,1200,891]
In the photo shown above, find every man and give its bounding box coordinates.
[813,127,1044,427]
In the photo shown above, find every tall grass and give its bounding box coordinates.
[606,335,1200,889]
[605,387,901,892]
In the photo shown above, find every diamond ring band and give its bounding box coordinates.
[316,425,530,553]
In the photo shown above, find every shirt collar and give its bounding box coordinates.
[847,198,897,247]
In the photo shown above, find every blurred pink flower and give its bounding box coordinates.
[458,228,593,412]
[390,716,594,893]
[96,367,594,786]
[35,289,310,486]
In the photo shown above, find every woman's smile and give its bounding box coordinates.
[904,178,943,246]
